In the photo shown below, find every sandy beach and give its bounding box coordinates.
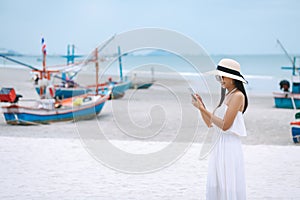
[0,67,300,199]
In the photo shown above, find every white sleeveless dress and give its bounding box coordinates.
[206,104,247,200]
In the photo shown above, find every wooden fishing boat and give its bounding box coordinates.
[129,67,155,90]
[272,40,300,109]
[272,75,300,109]
[1,93,109,125]
[34,45,131,100]
[290,112,300,144]
[36,79,132,100]
[273,91,300,109]
[273,75,300,109]
[1,36,131,100]
[130,81,154,89]
[107,79,131,98]
[1,47,110,125]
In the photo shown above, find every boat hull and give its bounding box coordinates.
[35,80,131,99]
[110,80,131,99]
[130,82,153,89]
[273,92,300,109]
[2,95,108,125]
[290,125,300,143]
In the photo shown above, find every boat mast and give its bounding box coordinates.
[293,57,297,76]
[40,39,47,96]
[33,37,58,98]
[67,44,70,65]
[151,66,155,82]
[118,46,123,82]
[95,48,99,95]
[277,39,296,75]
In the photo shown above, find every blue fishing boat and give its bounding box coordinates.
[129,67,155,90]
[109,79,132,98]
[272,40,300,109]
[1,36,131,100]
[273,90,300,109]
[34,79,131,100]
[130,81,154,89]
[34,45,131,99]
[1,93,109,125]
[273,75,300,109]
[1,47,110,125]
[290,112,300,143]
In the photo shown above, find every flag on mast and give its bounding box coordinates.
[41,37,47,55]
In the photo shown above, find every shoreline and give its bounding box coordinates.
[0,65,279,97]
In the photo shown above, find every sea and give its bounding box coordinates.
[0,53,298,96]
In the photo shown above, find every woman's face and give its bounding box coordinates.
[222,76,234,89]
[216,75,234,89]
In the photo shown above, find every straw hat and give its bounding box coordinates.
[206,58,247,83]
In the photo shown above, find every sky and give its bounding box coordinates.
[0,0,300,55]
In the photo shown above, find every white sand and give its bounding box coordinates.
[0,67,300,199]
[0,136,299,199]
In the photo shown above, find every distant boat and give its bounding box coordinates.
[60,44,83,65]
[37,79,132,100]
[130,81,154,89]
[0,48,22,56]
[129,67,155,90]
[34,45,131,100]
[108,80,132,98]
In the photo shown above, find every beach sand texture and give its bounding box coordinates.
[0,67,300,199]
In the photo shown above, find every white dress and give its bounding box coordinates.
[206,104,247,200]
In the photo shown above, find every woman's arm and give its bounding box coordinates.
[200,109,213,127]
[193,92,244,131]
[192,94,212,127]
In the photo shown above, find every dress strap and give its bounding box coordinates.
[224,88,237,104]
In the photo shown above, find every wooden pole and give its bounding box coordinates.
[67,44,70,65]
[95,48,99,95]
[43,53,46,78]
[151,66,155,82]
[293,56,296,76]
[40,52,47,97]
[72,44,75,64]
[117,46,123,82]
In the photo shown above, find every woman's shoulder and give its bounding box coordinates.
[232,90,244,99]
[227,90,244,105]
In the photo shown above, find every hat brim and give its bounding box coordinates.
[205,70,248,84]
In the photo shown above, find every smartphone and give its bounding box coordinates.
[188,87,197,100]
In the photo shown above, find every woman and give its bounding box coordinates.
[192,58,248,200]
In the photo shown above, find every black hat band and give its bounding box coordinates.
[217,65,246,80]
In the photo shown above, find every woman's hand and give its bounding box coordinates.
[192,94,206,111]
[192,94,212,128]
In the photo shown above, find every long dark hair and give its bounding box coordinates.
[234,80,248,113]
[213,80,248,114]
[213,87,226,114]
